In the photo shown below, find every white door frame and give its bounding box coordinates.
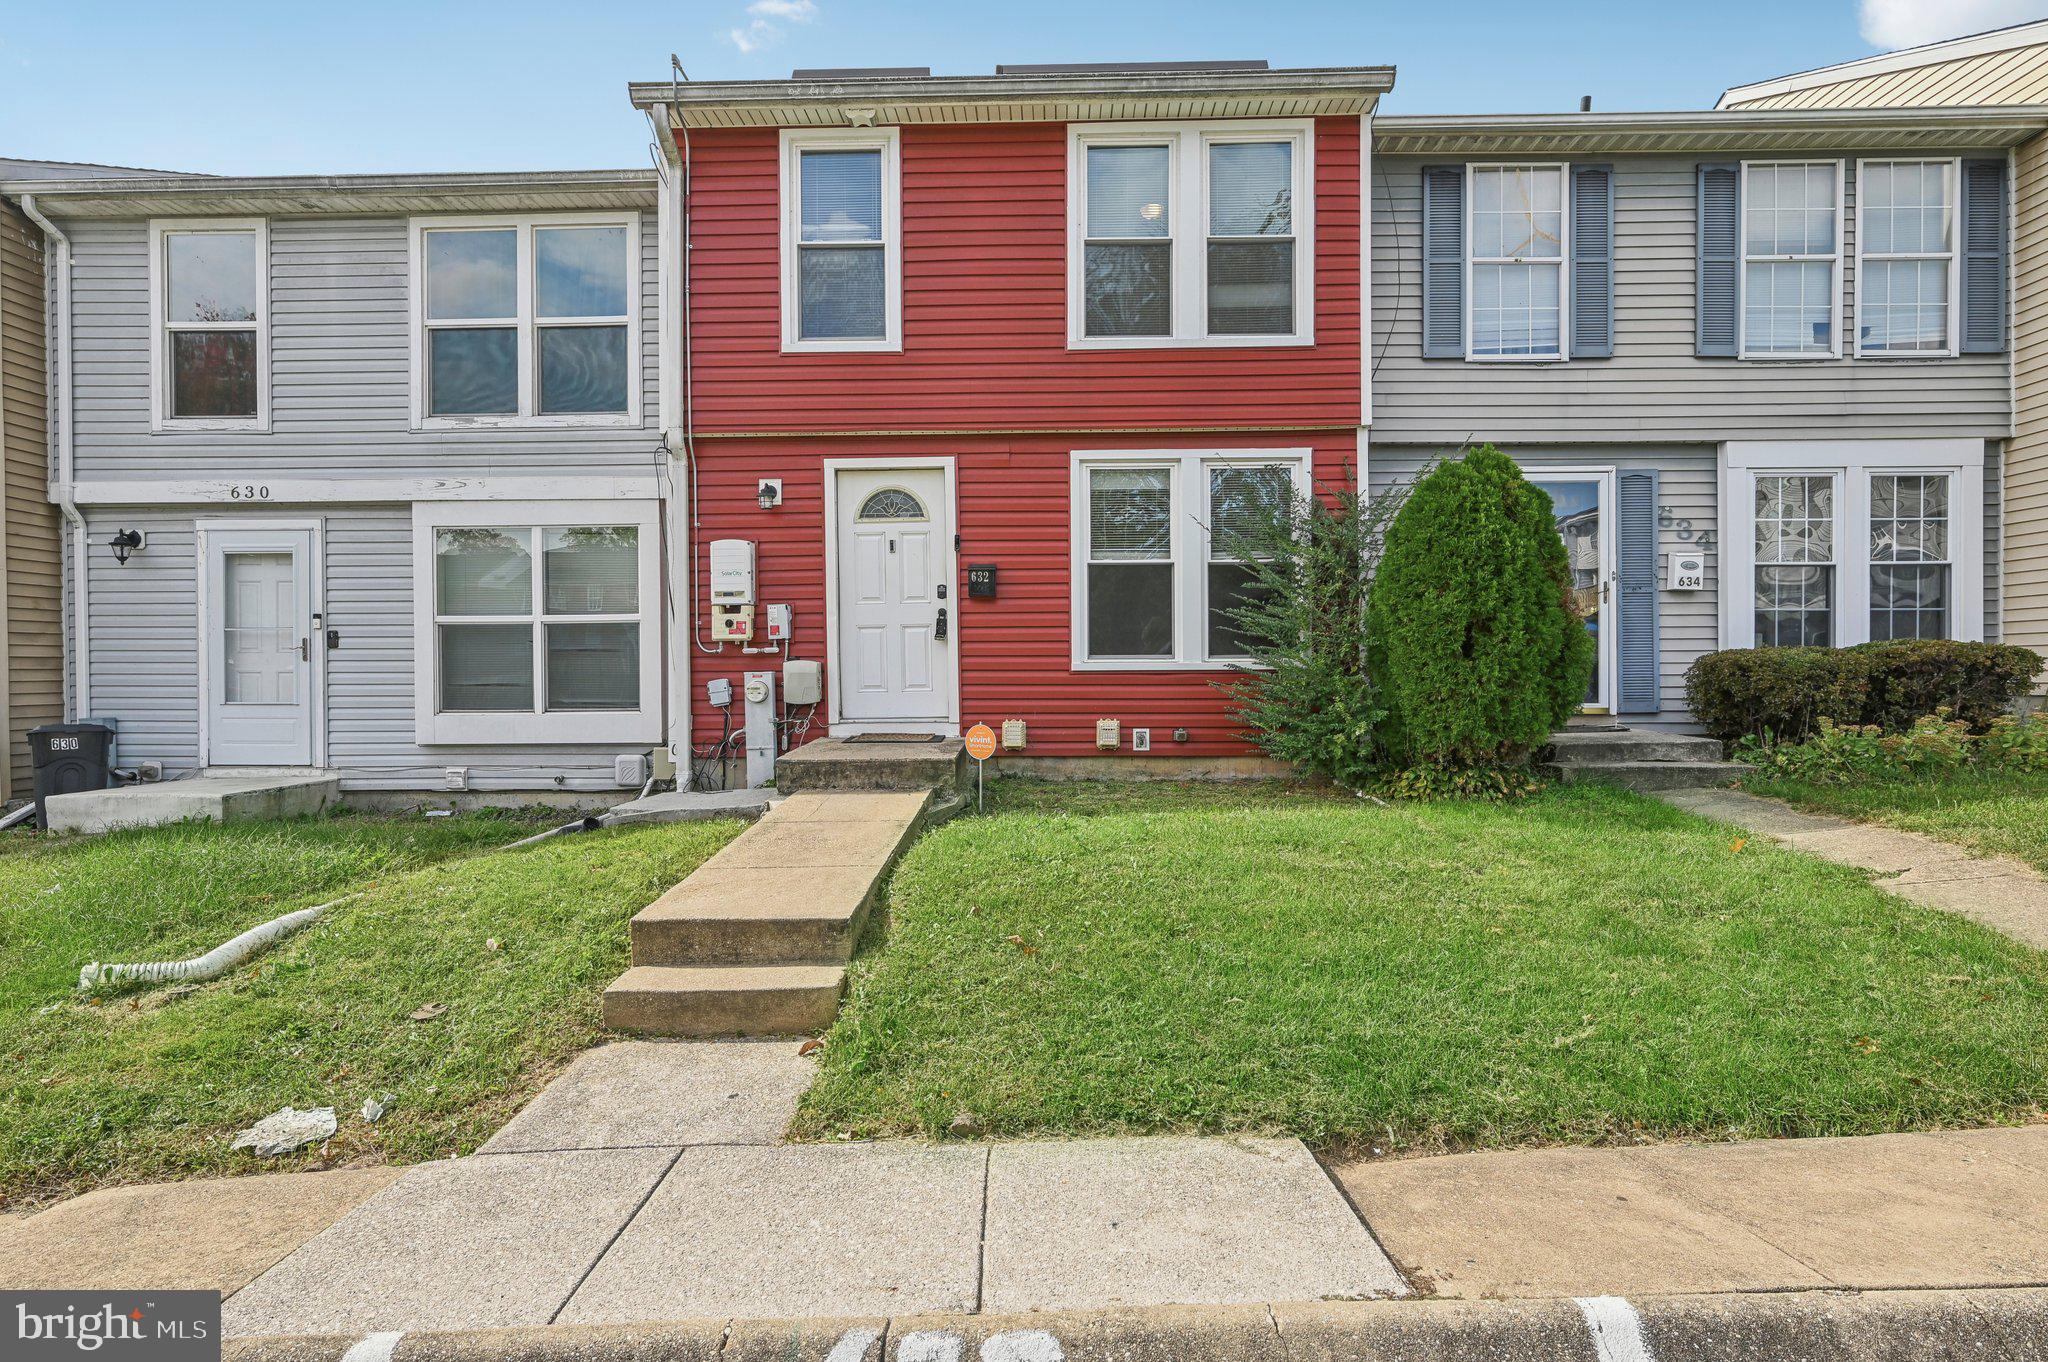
[821,456,961,736]
[1523,466,1617,715]
[195,517,327,768]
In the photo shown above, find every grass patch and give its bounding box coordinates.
[795,779,2048,1149]
[0,812,740,1205]
[1744,768,2048,875]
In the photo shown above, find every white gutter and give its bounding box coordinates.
[18,195,88,721]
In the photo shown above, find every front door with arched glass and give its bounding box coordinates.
[830,465,957,732]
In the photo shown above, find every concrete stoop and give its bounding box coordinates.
[774,736,968,793]
[600,791,935,1037]
[43,769,342,834]
[1542,727,1751,792]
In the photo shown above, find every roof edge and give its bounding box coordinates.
[629,64,1395,113]
[3,168,657,199]
[1378,105,2048,133]
[1718,19,2048,108]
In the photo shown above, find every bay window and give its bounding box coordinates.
[1468,165,1567,360]
[1741,162,1842,358]
[412,213,639,426]
[413,502,660,744]
[1857,160,1958,356]
[151,219,268,429]
[1069,121,1314,347]
[781,126,901,351]
[1073,450,1308,668]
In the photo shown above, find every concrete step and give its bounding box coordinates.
[1543,760,1754,793]
[775,736,967,793]
[629,867,877,966]
[44,770,339,834]
[1544,729,1726,765]
[601,964,846,1038]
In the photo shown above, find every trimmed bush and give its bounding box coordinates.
[1686,639,2041,744]
[1366,445,1595,767]
[1685,647,1868,745]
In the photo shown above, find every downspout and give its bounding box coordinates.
[19,195,88,722]
[647,91,697,786]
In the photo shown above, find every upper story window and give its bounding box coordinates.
[411,213,640,428]
[780,127,901,353]
[1071,449,1309,669]
[1857,160,1957,357]
[1068,121,1314,349]
[150,219,268,430]
[1740,162,1842,358]
[1468,165,1567,361]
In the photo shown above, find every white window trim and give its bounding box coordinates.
[149,218,271,433]
[780,126,903,354]
[1718,439,1984,648]
[1853,157,1962,360]
[411,499,661,745]
[1463,162,1571,364]
[1069,447,1312,671]
[408,212,643,431]
[1066,120,1316,350]
[1737,160,1846,362]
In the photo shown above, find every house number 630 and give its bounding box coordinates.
[227,485,271,500]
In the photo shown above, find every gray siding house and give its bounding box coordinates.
[1368,107,2046,727]
[8,169,684,795]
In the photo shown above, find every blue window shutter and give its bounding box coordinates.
[1616,469,1661,715]
[1961,158,2008,354]
[1696,163,1740,357]
[1422,165,1465,358]
[1571,164,1614,358]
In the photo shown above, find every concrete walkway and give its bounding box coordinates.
[1659,787,2048,950]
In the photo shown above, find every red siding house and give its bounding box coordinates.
[631,64,1391,774]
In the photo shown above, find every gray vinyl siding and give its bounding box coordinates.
[79,504,644,792]
[1372,441,2008,727]
[65,214,662,481]
[1371,155,2014,446]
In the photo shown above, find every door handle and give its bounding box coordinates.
[299,637,310,662]
[935,607,949,642]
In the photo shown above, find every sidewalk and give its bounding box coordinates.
[4,1038,2046,1343]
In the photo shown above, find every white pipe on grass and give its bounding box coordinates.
[80,896,352,990]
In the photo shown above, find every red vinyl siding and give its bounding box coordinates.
[688,432,1357,759]
[683,118,1362,434]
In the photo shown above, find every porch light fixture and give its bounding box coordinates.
[107,529,143,565]
[757,479,784,510]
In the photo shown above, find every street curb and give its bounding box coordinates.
[223,1286,2048,1361]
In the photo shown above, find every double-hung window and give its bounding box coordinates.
[1073,450,1307,668]
[1725,442,1983,649]
[1741,162,1842,358]
[1467,165,1566,360]
[413,501,660,744]
[1070,121,1314,347]
[1857,160,1958,357]
[781,127,901,352]
[413,214,639,426]
[150,219,268,429]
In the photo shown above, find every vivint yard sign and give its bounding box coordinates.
[9,1293,219,1361]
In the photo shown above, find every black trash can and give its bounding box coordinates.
[28,722,115,829]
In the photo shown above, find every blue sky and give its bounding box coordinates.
[2,0,2044,176]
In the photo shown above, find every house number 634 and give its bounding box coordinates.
[227,484,271,500]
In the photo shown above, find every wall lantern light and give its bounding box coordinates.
[107,529,144,565]
[757,479,785,510]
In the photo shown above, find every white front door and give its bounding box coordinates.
[205,528,316,766]
[1527,472,1616,713]
[832,466,956,730]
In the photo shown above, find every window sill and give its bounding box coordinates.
[1066,334,1315,352]
[1465,354,1568,364]
[1070,658,1264,673]
[416,710,660,746]
[415,413,641,432]
[1854,349,1960,360]
[1737,352,1842,363]
[155,417,270,434]
[781,338,903,355]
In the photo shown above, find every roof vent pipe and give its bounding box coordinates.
[1580,95,1593,112]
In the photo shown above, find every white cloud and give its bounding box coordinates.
[1859,0,2048,49]
[728,0,818,53]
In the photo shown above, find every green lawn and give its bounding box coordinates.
[794,780,2048,1150]
[1744,768,2048,875]
[0,812,740,1206]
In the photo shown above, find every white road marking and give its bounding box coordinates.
[339,1332,403,1362]
[1576,1296,1654,1362]
[897,1331,966,1362]
[982,1330,1064,1362]
[827,1326,883,1362]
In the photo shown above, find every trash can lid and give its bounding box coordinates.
[28,722,114,735]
